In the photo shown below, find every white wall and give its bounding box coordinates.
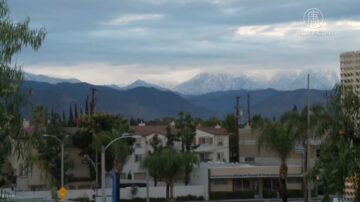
[11,185,206,201]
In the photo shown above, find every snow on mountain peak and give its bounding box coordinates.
[173,69,340,95]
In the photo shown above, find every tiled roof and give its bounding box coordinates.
[130,125,229,136]
[130,125,177,136]
[197,126,229,136]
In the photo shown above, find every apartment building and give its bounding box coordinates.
[238,126,320,167]
[122,124,230,181]
[340,50,360,94]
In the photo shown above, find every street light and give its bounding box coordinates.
[101,133,141,202]
[43,134,69,188]
[84,154,98,194]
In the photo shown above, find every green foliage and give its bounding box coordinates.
[263,190,277,198]
[175,112,199,185]
[0,0,45,179]
[176,112,198,152]
[31,106,74,187]
[73,113,133,173]
[222,114,237,134]
[202,117,221,127]
[209,191,255,199]
[311,85,360,199]
[255,116,298,163]
[142,148,186,201]
[321,194,331,202]
[120,196,204,202]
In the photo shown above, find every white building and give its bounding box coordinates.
[122,124,230,182]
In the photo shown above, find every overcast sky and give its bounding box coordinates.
[8,0,360,86]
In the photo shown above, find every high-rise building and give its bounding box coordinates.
[340,50,360,94]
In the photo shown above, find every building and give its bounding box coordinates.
[122,124,230,181]
[340,50,360,94]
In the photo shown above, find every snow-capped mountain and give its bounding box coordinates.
[24,72,81,84]
[173,70,340,95]
[109,80,170,91]
[174,73,258,95]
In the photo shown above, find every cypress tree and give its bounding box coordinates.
[74,103,78,119]
[85,96,89,115]
[69,105,74,126]
[62,111,66,122]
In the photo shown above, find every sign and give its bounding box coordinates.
[58,187,67,201]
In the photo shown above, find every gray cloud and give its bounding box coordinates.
[7,0,360,84]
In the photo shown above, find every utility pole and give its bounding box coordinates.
[233,96,240,162]
[247,94,251,126]
[304,74,311,202]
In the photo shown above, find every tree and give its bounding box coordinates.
[175,112,199,185]
[142,148,184,202]
[68,105,74,126]
[0,0,45,179]
[31,106,74,187]
[254,115,299,202]
[203,117,221,127]
[85,96,89,115]
[222,114,239,162]
[73,113,133,186]
[311,85,360,200]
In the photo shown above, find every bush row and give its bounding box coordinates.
[210,190,255,200]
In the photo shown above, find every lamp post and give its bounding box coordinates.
[101,133,141,202]
[84,154,98,194]
[43,134,69,188]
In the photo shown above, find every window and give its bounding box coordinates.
[134,154,143,162]
[200,153,211,162]
[198,137,213,145]
[19,163,28,177]
[245,157,255,162]
[217,137,223,146]
[217,152,224,161]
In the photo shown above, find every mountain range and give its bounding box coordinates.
[174,70,339,95]
[25,69,339,95]
[22,80,329,121]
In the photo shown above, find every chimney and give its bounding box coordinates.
[214,123,221,129]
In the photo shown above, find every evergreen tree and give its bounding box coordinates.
[62,111,66,122]
[68,105,74,126]
[85,96,89,115]
[74,103,78,119]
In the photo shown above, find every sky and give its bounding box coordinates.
[7,0,360,86]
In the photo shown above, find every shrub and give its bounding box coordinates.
[287,189,303,198]
[210,191,254,200]
[176,195,204,201]
[263,190,277,198]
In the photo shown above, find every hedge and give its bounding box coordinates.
[263,190,277,198]
[210,191,254,200]
[117,195,204,202]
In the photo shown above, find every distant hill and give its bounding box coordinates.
[186,89,329,120]
[21,81,330,121]
[24,72,81,84]
[22,81,215,120]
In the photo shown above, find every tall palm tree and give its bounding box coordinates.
[254,117,299,202]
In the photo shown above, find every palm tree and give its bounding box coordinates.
[254,117,299,202]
